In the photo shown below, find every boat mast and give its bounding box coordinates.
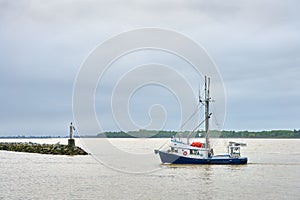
[205,76,211,150]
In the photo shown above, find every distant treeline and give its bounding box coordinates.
[1,130,299,139]
[0,136,73,139]
[97,129,300,138]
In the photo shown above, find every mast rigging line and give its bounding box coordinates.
[158,103,203,150]
[158,118,206,150]
[211,102,221,130]
[178,102,203,131]
[186,118,206,141]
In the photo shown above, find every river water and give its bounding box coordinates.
[0,138,299,200]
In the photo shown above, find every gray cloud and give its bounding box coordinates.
[0,0,299,135]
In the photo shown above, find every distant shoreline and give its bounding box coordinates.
[1,129,299,139]
[0,137,299,139]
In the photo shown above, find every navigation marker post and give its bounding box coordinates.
[68,122,75,147]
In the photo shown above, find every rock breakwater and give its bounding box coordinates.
[0,142,88,155]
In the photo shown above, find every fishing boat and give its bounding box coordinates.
[154,76,248,165]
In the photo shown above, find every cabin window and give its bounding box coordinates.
[190,150,198,155]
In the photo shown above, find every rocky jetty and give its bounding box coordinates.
[0,142,88,155]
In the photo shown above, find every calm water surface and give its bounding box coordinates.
[0,138,299,200]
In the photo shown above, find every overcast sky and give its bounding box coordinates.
[0,0,299,136]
